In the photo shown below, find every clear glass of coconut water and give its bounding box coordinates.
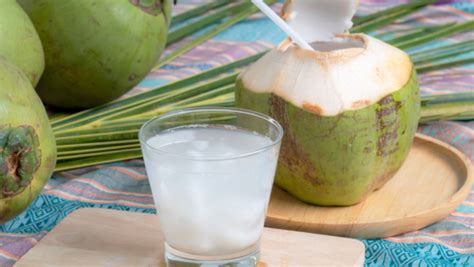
[139,107,283,267]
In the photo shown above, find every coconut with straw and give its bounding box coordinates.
[237,0,420,206]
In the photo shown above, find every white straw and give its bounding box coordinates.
[251,0,313,50]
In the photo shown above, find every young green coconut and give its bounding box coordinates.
[18,0,172,109]
[236,0,420,206]
[0,0,44,87]
[0,58,56,222]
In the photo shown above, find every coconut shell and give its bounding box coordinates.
[236,71,420,206]
[0,0,44,87]
[19,0,172,109]
[0,58,56,222]
[236,33,421,206]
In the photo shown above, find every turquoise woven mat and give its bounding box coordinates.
[0,1,472,266]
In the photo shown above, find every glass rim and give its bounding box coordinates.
[139,107,284,161]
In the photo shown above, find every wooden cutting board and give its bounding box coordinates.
[266,134,473,238]
[15,208,365,267]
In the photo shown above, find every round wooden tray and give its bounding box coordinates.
[266,134,473,239]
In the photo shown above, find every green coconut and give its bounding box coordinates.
[0,0,44,87]
[0,58,56,222]
[235,0,420,206]
[18,0,172,109]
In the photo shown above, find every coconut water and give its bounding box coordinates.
[143,126,279,257]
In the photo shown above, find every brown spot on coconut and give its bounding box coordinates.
[280,0,293,21]
[302,102,324,115]
[352,99,371,109]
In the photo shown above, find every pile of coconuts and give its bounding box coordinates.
[0,0,171,222]
[236,0,420,206]
[0,0,54,223]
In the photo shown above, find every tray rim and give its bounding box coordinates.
[266,133,473,230]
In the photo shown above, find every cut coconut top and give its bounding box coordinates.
[238,34,413,116]
[282,0,359,42]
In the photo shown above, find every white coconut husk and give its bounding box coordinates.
[239,34,412,116]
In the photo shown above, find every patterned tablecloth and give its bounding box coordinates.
[1,1,472,266]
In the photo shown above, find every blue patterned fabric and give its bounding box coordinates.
[364,240,473,266]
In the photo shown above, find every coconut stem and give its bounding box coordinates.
[352,8,424,34]
[420,92,474,123]
[57,147,141,161]
[54,88,235,145]
[410,40,474,63]
[386,23,455,45]
[170,0,232,27]
[352,0,437,25]
[103,79,237,122]
[413,47,474,66]
[156,0,276,69]
[167,1,254,45]
[395,21,474,50]
[57,139,139,151]
[52,74,239,133]
[416,57,474,73]
[58,144,140,157]
[374,24,449,40]
[55,129,139,146]
[55,150,143,172]
[51,52,265,131]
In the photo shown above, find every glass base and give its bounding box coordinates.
[165,245,260,267]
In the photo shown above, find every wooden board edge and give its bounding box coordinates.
[18,208,366,267]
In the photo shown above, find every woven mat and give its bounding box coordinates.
[0,1,472,266]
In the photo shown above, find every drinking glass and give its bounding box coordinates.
[139,107,283,267]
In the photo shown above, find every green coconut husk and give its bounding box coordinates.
[236,69,420,205]
[19,0,173,109]
[0,0,44,87]
[0,58,56,222]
